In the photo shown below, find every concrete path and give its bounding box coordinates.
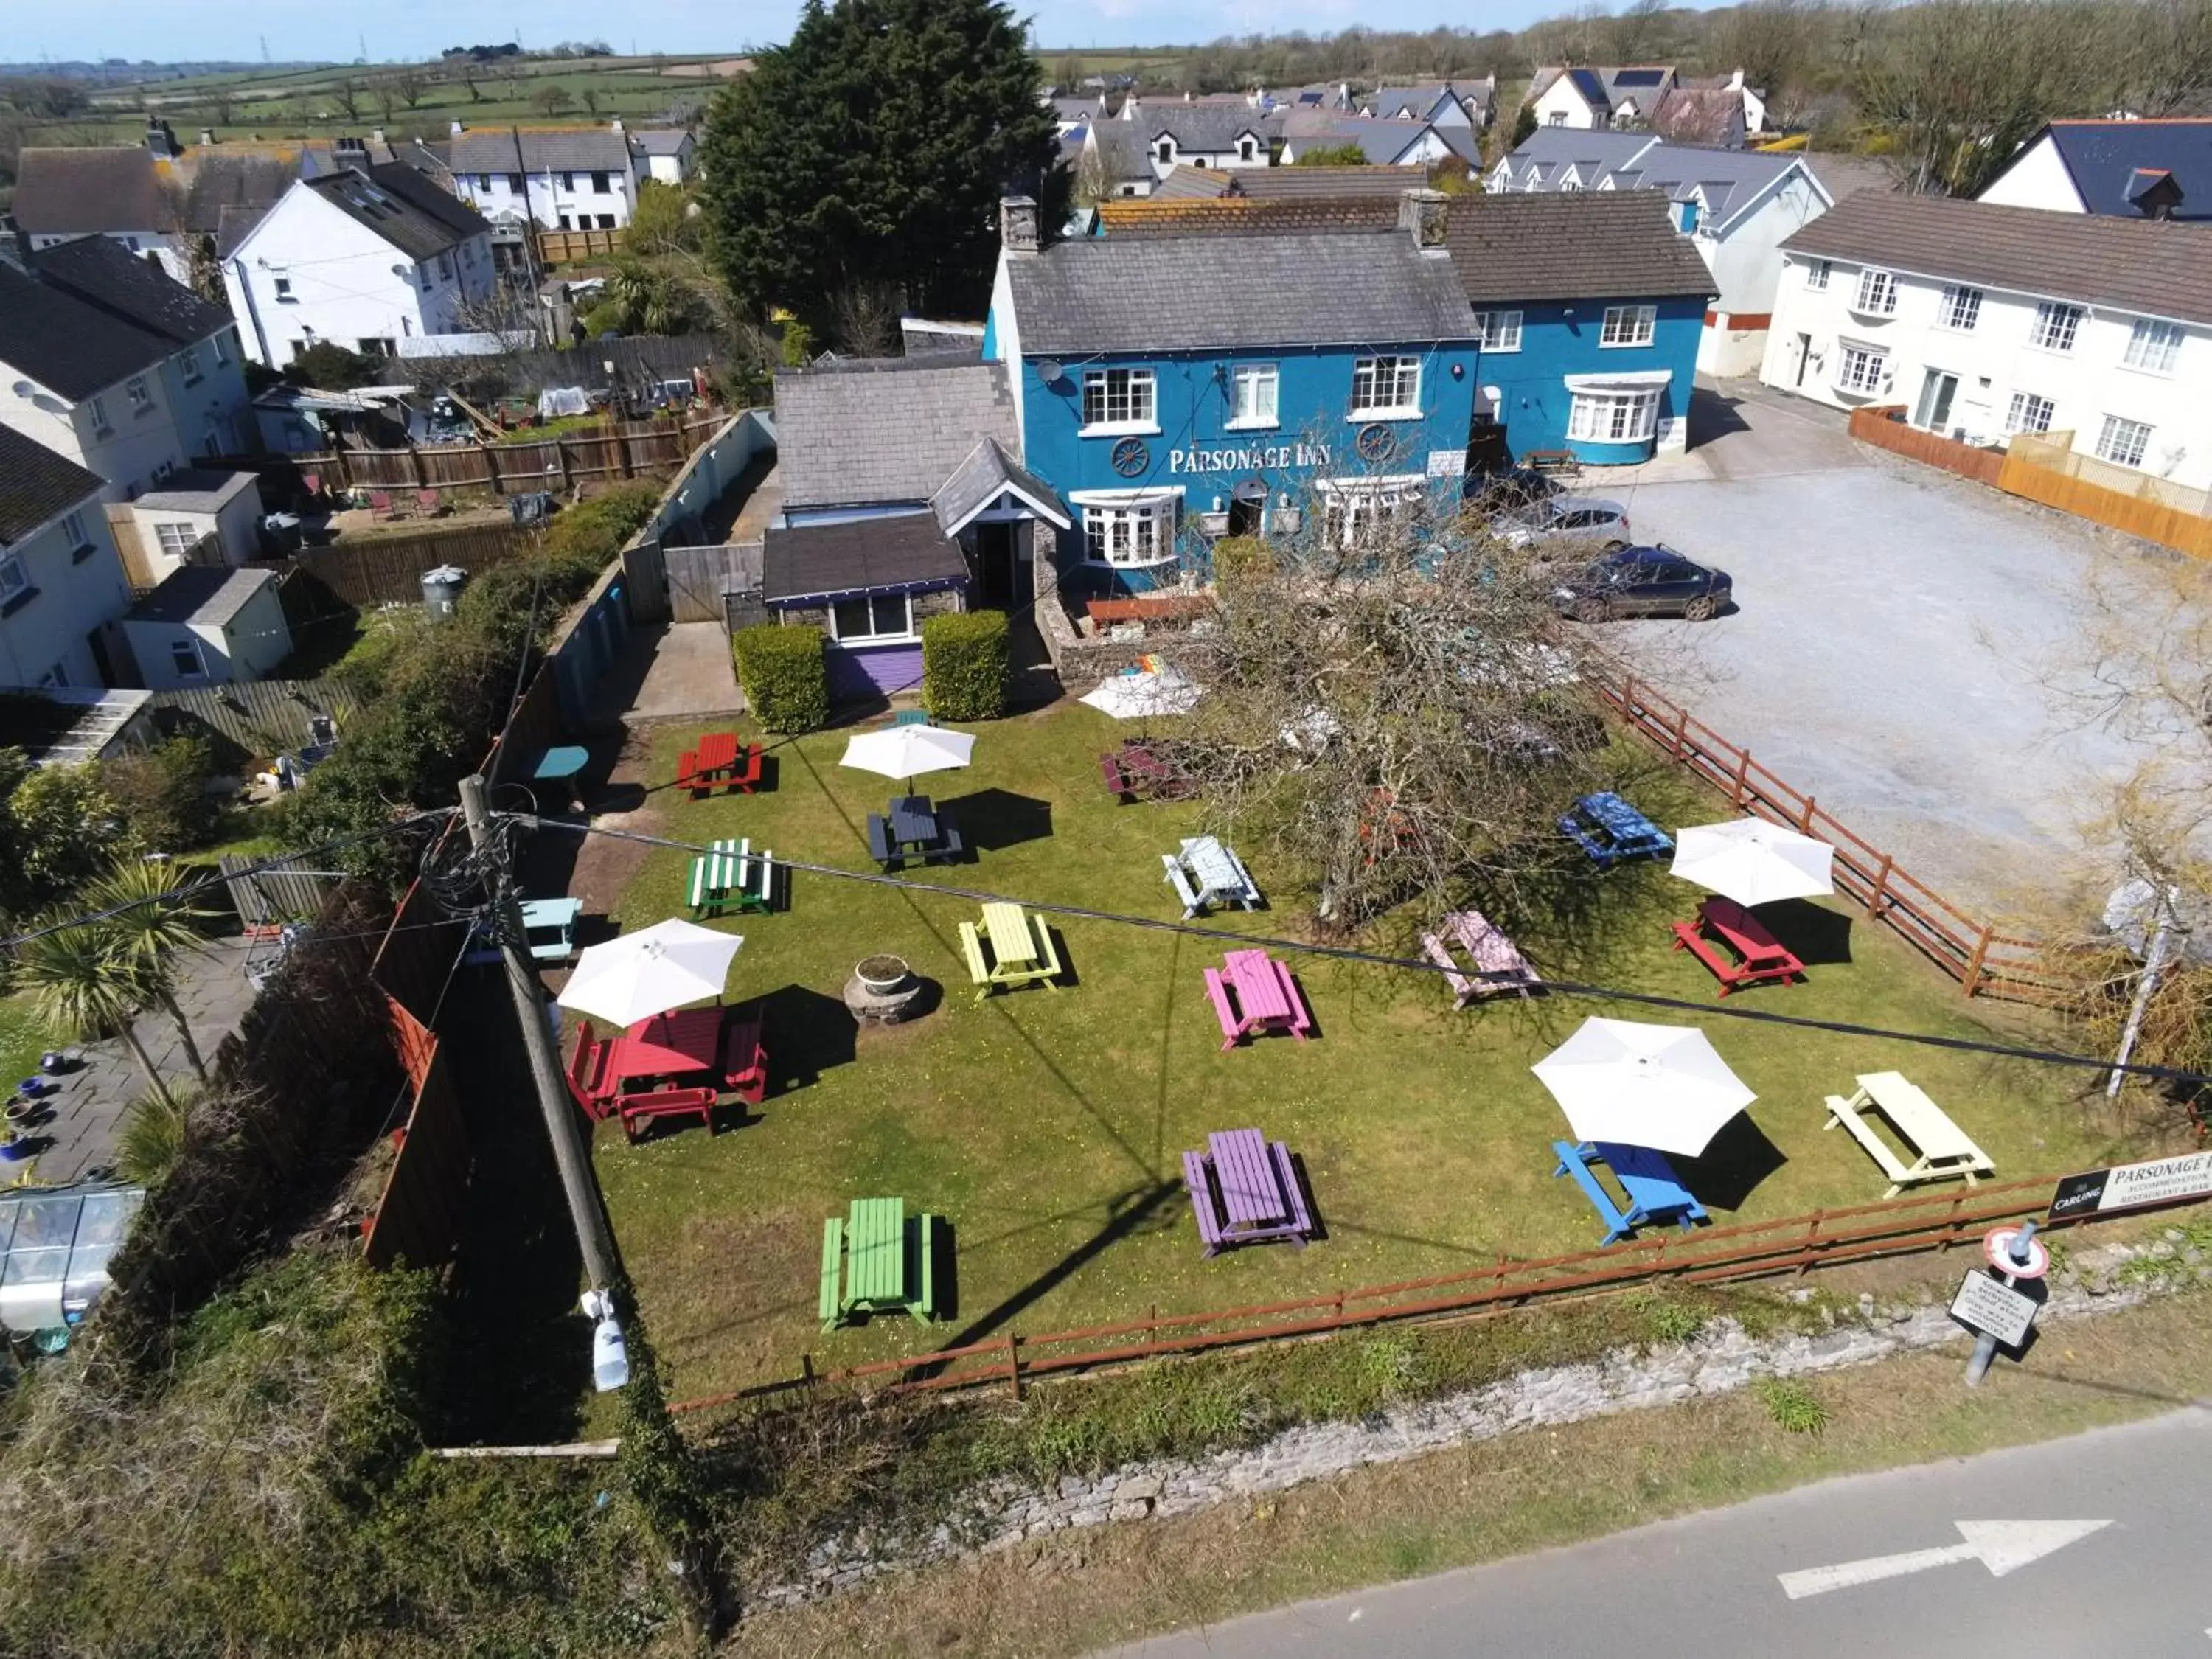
[1110,1407,2212,1659]
[597,620,747,727]
[34,936,262,1183]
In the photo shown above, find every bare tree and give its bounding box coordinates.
[580,86,602,116]
[392,67,429,111]
[454,67,484,104]
[375,82,397,123]
[827,280,904,356]
[531,84,575,119]
[332,77,364,122]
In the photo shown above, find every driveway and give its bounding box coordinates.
[1590,380,2171,928]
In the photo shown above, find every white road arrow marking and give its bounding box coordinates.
[1779,1520,2112,1601]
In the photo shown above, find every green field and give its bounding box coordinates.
[591,703,2149,1407]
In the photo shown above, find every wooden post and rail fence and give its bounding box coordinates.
[241,411,726,501]
[1594,672,2059,1004]
[669,1174,2188,1416]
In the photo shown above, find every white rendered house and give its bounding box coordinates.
[1762,192,2212,492]
[448,123,641,231]
[0,427,136,689]
[222,167,495,366]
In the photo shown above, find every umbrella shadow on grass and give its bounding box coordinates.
[936,787,1054,852]
[753,984,858,1096]
[1752,898,1855,967]
[1672,1113,1788,1213]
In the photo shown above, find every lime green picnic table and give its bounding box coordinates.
[956,901,1064,1000]
[818,1197,939,1330]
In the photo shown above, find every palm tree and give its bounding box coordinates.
[86,860,213,1085]
[13,920,174,1109]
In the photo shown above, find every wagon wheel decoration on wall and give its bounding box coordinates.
[1110,437,1152,477]
[1354,422,1399,465]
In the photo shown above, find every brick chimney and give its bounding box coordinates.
[1397,187,1450,251]
[1000,195,1040,256]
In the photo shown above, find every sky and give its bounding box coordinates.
[12,0,1568,66]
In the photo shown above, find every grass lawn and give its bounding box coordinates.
[596,703,2152,1405]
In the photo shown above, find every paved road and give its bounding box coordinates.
[1598,380,2166,925]
[1110,1407,2212,1659]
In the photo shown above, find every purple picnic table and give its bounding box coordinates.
[1203,947,1313,1050]
[1180,1127,1315,1256]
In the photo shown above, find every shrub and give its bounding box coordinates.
[734,624,827,732]
[1755,1377,1830,1434]
[101,737,221,854]
[1210,534,1276,585]
[920,610,1008,722]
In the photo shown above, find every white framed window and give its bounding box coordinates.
[213,330,232,366]
[829,593,915,643]
[60,509,88,551]
[1938,285,1982,331]
[1834,344,1888,395]
[1472,310,1523,352]
[1851,268,1897,316]
[1228,364,1279,428]
[178,344,201,382]
[1350,355,1422,417]
[2095,414,2153,468]
[2030,302,2083,352]
[1600,305,1656,347]
[2124,317,2183,374]
[125,377,152,414]
[169,639,204,678]
[1547,110,1567,125]
[1080,496,1178,567]
[0,556,27,602]
[591,170,612,193]
[154,521,199,559]
[273,275,293,300]
[1567,387,1662,443]
[559,171,577,190]
[87,394,111,434]
[2006,391,2056,434]
[1237,136,1256,161]
[1081,368,1157,433]
[1318,478,1419,548]
[1804,259,1831,291]
[1559,178,1582,192]
[1155,139,1174,164]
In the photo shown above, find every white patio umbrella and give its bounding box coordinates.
[1530,1016,1756,1158]
[557,918,742,1029]
[838,725,976,791]
[1670,818,1835,908]
[1079,666,1200,720]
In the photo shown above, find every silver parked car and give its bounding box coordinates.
[1492,495,1633,552]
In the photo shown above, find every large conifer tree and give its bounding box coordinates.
[700,0,1066,338]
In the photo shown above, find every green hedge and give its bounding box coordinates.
[734,624,827,732]
[921,610,1008,722]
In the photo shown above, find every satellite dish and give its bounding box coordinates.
[1037,359,1065,386]
[8,381,32,399]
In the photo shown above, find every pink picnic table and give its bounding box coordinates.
[1203,947,1313,1050]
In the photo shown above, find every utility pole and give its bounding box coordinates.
[459,773,618,1291]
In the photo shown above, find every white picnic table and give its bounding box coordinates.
[1163,835,1260,918]
[1823,1071,1995,1198]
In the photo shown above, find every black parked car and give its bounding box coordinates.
[1553,545,1733,622]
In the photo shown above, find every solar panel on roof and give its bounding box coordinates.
[1613,69,1666,86]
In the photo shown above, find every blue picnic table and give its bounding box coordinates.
[1559,792,1673,866]
[1551,1139,1708,1246]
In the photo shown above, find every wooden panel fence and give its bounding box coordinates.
[148,677,361,757]
[218,853,334,928]
[1598,672,2059,1001]
[536,225,626,264]
[672,1175,2205,1415]
[1998,447,2212,560]
[664,540,762,625]
[278,521,539,608]
[259,412,726,500]
[1846,404,2006,487]
[362,1037,472,1272]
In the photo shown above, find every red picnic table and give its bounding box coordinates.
[1670,896,1806,997]
[678,730,764,798]
[566,1004,768,1141]
[1203,947,1313,1050]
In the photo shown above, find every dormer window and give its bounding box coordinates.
[1237,136,1256,161]
[1155,139,1175,164]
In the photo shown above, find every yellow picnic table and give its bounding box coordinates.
[956,901,1064,1000]
[1823,1071,1995,1198]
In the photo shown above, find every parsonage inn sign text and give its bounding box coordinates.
[1168,441,1332,475]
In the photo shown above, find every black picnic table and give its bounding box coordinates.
[867,794,965,871]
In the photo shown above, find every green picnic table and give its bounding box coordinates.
[956,901,1064,1000]
[818,1197,941,1329]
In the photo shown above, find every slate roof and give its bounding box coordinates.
[294,165,487,260]
[1367,84,1465,122]
[1444,192,1716,302]
[0,260,175,400]
[1780,191,2212,327]
[1147,108,1277,151]
[175,153,299,237]
[449,126,635,175]
[1150,168,1237,201]
[1004,229,1475,354]
[1799,151,1905,204]
[1088,123,1153,182]
[630,128,693,156]
[773,358,1020,511]
[1096,197,1399,239]
[125,565,276,629]
[1500,130,1819,229]
[1651,88,1745,147]
[8,147,169,235]
[1279,111,1432,164]
[1234,165,1430,199]
[930,439,1068,536]
[133,469,260,514]
[0,426,102,549]
[28,234,232,346]
[761,514,971,603]
[2025,119,2212,220]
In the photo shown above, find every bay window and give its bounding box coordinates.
[1833,344,1888,396]
[1318,477,1419,549]
[1081,367,1156,432]
[1079,494,1178,567]
[1349,355,1422,417]
[1566,386,1661,443]
[830,593,915,642]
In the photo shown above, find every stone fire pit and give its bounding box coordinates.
[844,954,925,1026]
